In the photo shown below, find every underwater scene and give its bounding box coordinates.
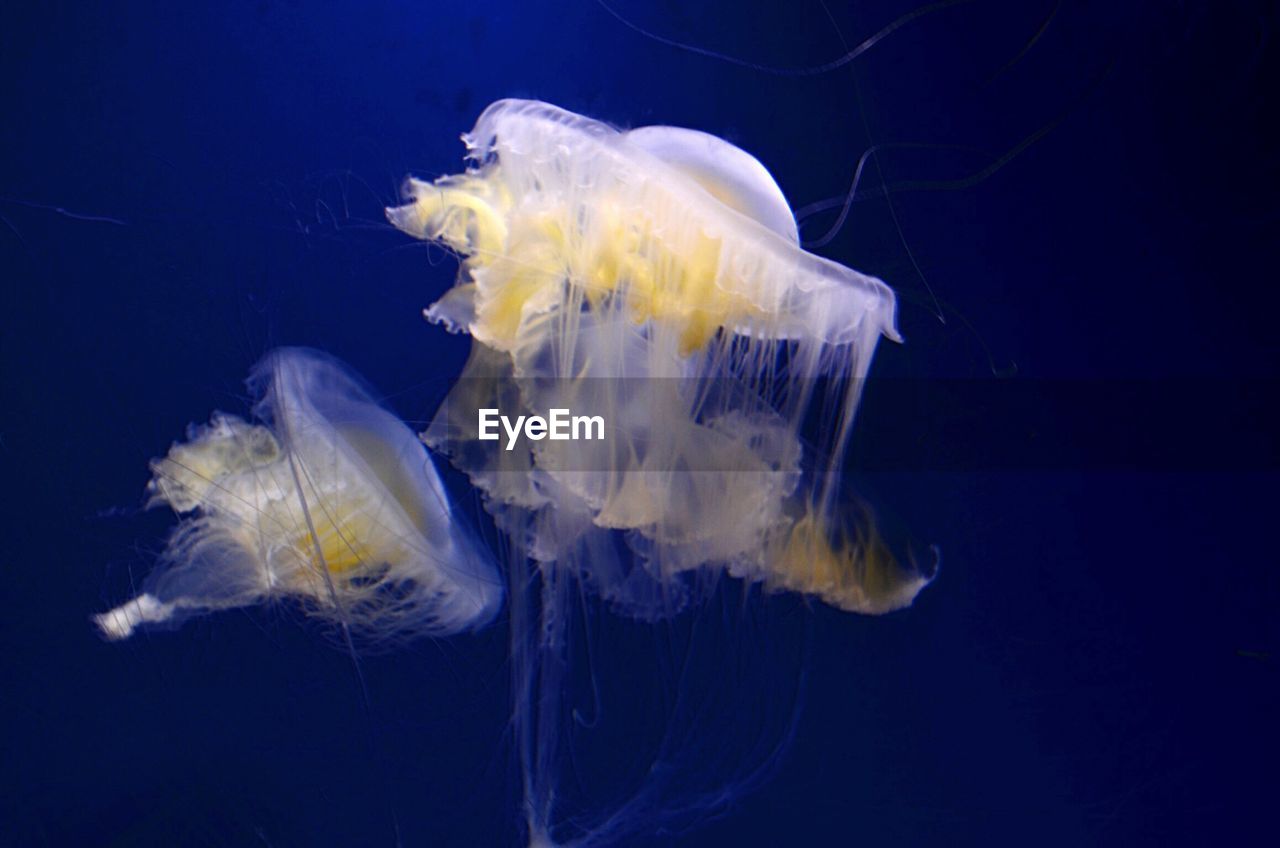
[1,1,1275,846]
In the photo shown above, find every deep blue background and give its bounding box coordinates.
[1,1,1276,846]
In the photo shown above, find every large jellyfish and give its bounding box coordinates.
[93,347,501,642]
[388,100,935,844]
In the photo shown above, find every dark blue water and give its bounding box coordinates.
[2,2,1275,846]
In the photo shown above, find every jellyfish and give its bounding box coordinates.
[387,99,934,844]
[388,99,930,613]
[93,347,502,642]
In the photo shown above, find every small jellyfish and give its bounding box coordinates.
[93,347,501,642]
[389,100,934,845]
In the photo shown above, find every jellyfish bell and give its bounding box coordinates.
[93,347,502,642]
[622,124,801,245]
[387,98,900,356]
